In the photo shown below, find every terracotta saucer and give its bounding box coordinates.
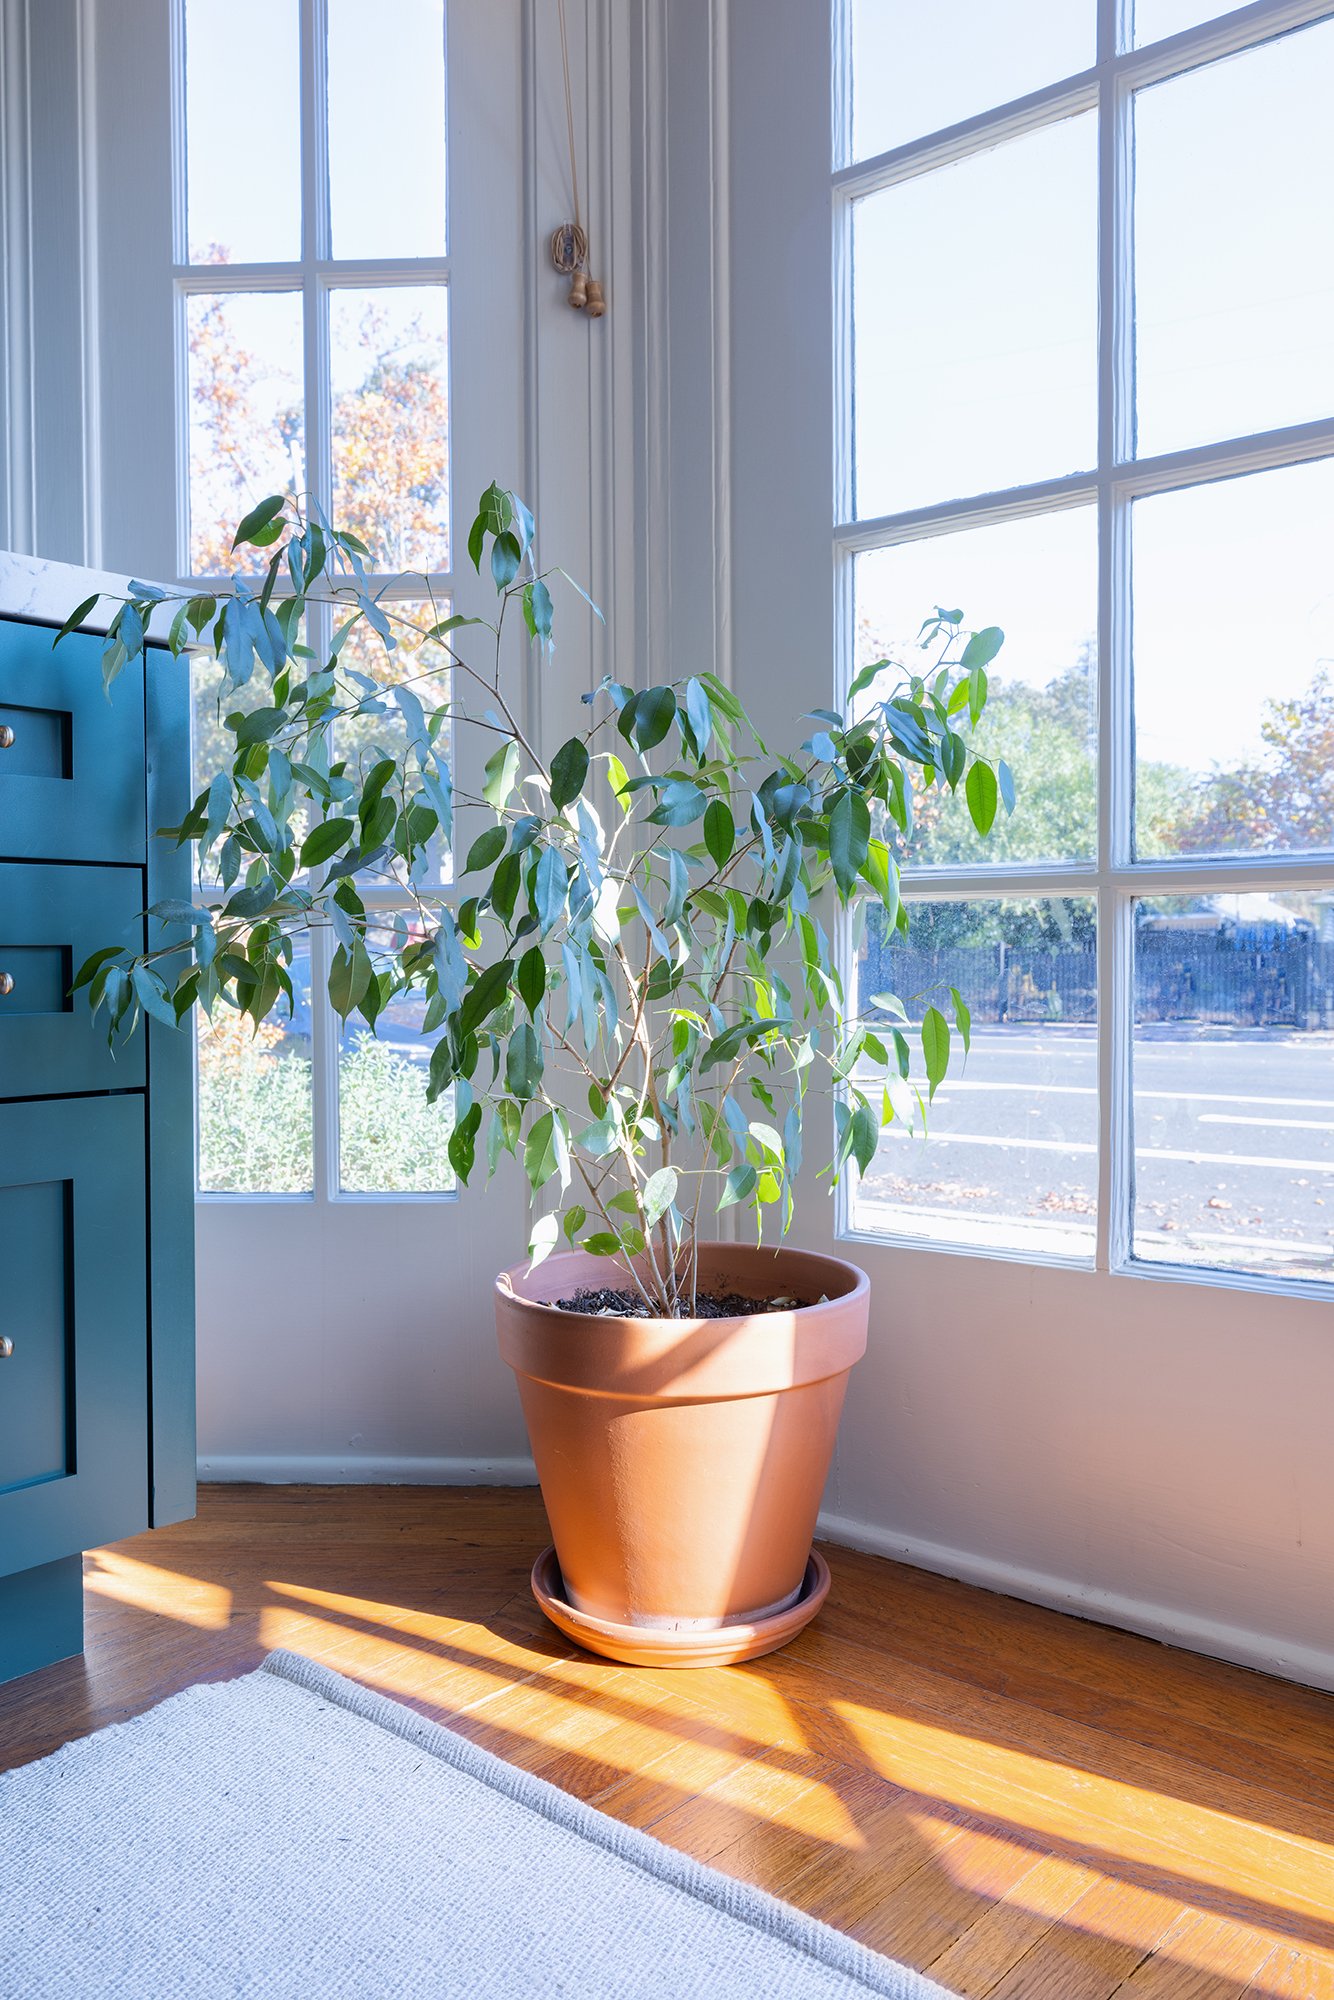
[530,1545,831,1668]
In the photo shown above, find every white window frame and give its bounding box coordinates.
[831,0,1334,1299]
[171,0,456,1206]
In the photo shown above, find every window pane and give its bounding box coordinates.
[849,1,1094,162]
[1133,1,1228,46]
[185,0,301,263]
[330,288,450,571]
[855,509,1096,865]
[334,601,453,886]
[850,899,1098,1257]
[1133,893,1334,1284]
[1134,23,1334,457]
[187,291,304,575]
[853,117,1097,518]
[328,0,446,258]
[339,924,455,1193]
[197,936,313,1193]
[1133,459,1334,859]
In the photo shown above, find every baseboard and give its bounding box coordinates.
[816,1509,1334,1695]
[198,1454,539,1487]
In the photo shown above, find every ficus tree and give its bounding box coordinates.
[62,484,1012,1317]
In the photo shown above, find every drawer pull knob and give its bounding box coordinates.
[0,973,12,997]
[0,1337,13,1359]
[0,725,13,749]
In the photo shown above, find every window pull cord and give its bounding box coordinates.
[550,0,606,317]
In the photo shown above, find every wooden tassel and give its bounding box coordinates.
[584,277,606,319]
[567,269,588,310]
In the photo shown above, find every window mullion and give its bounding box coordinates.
[307,914,338,1202]
[1097,0,1130,1274]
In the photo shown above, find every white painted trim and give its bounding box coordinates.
[0,0,33,556]
[199,1454,539,1487]
[816,1509,1334,1694]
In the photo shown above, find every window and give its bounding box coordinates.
[836,2,1334,1294]
[179,0,454,1199]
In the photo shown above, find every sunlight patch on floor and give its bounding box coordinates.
[82,1551,233,1631]
[832,1694,1334,1932]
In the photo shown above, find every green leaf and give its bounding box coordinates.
[489,852,521,923]
[460,957,515,1037]
[522,577,554,644]
[131,967,179,1030]
[524,1109,560,1191]
[328,941,372,1018]
[298,817,355,867]
[482,739,520,811]
[72,945,127,992]
[965,759,998,836]
[563,1204,587,1241]
[579,1232,622,1257]
[223,877,279,920]
[549,736,589,810]
[647,780,706,828]
[828,790,870,898]
[506,1022,543,1100]
[998,759,1016,815]
[847,657,888,702]
[534,845,567,935]
[849,1102,878,1176]
[448,1102,483,1182]
[960,625,1004,670]
[703,798,735,869]
[684,677,712,758]
[232,496,286,549]
[464,825,507,874]
[642,1166,678,1230]
[606,753,631,810]
[516,946,546,1016]
[950,985,972,1054]
[527,1212,560,1270]
[489,530,521,592]
[51,592,101,650]
[921,1005,950,1099]
[717,1163,758,1210]
[631,685,676,752]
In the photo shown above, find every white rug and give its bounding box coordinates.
[0,1649,959,1998]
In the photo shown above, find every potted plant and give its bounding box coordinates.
[62,485,1009,1666]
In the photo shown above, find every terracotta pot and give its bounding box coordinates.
[494,1242,869,1644]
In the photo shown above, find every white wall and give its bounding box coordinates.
[727,0,1334,1691]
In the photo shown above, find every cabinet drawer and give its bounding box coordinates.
[0,864,146,1096]
[0,1096,148,1568]
[0,618,145,863]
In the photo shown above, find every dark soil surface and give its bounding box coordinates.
[555,1286,812,1319]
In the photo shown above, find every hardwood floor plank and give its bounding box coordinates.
[1108,1908,1281,1997]
[926,1852,1103,1996]
[1,1485,1331,2000]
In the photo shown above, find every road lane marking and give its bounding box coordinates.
[880,1130,1334,1172]
[1197,1114,1334,1132]
[854,1073,1334,1111]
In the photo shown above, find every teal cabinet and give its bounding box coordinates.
[0,863,146,1095]
[0,1097,148,1564]
[0,583,194,1685]
[0,619,146,862]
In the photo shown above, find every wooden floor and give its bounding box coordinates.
[2,1489,1333,1996]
